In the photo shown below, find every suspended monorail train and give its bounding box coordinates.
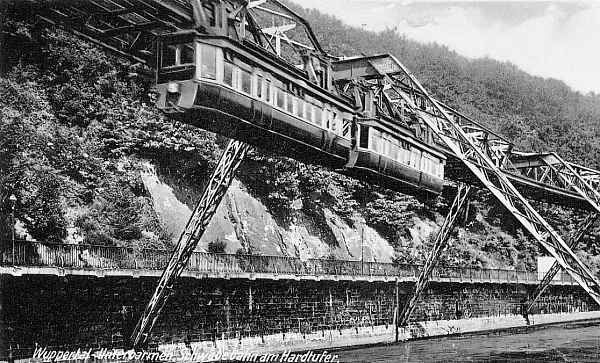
[155,29,446,198]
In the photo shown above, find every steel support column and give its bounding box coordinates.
[130,139,250,348]
[525,213,598,313]
[398,183,471,326]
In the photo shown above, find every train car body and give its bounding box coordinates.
[155,30,445,198]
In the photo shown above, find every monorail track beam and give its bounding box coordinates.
[398,183,471,326]
[130,139,250,348]
[543,153,600,213]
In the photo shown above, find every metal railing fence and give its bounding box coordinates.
[0,240,575,284]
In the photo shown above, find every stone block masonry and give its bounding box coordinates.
[0,275,596,360]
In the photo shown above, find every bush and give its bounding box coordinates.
[207,239,227,254]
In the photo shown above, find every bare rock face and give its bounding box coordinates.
[140,161,394,262]
[140,162,191,242]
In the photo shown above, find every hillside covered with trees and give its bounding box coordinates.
[1,3,600,272]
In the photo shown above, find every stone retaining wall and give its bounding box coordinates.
[1,275,596,360]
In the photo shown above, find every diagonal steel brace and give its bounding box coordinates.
[525,213,598,313]
[130,139,251,348]
[398,183,472,326]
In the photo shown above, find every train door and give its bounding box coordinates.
[320,106,334,153]
[345,118,360,168]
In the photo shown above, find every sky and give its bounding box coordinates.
[293,0,600,94]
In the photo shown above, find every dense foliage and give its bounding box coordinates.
[1,5,600,271]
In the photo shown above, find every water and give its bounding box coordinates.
[336,322,600,362]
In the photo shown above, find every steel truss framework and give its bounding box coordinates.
[509,152,600,211]
[525,213,598,313]
[130,139,250,348]
[359,55,600,308]
[9,0,600,347]
[10,0,330,69]
[398,183,472,326]
[511,152,600,310]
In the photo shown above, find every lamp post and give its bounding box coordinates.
[8,194,16,264]
[360,225,364,275]
[358,216,366,275]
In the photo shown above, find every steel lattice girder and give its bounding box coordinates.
[8,0,328,67]
[368,55,600,307]
[15,0,195,65]
[398,183,471,326]
[569,163,600,191]
[525,213,598,313]
[511,153,600,212]
[130,139,250,348]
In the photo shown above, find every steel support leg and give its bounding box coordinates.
[398,183,471,326]
[525,213,598,313]
[130,139,250,348]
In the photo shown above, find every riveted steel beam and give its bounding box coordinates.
[130,139,250,348]
[398,183,472,326]
[525,213,598,314]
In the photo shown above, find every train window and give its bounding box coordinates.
[314,107,322,127]
[264,80,271,103]
[392,143,399,161]
[256,76,263,99]
[370,130,380,153]
[369,130,375,151]
[402,148,410,165]
[200,45,216,79]
[421,158,429,173]
[385,137,392,157]
[410,149,421,168]
[240,69,252,94]
[223,62,234,87]
[161,45,177,67]
[181,45,195,65]
[286,94,294,113]
[376,135,383,154]
[296,99,304,118]
[359,126,369,148]
[305,104,313,123]
[429,157,440,177]
[397,147,405,164]
[276,88,285,109]
[291,97,297,115]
